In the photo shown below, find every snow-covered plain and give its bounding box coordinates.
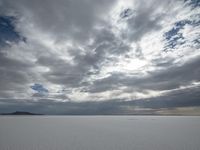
[0,116,200,150]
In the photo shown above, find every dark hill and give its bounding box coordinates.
[1,111,43,115]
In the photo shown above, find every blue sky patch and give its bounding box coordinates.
[120,8,133,19]
[0,16,25,46]
[164,20,188,51]
[31,84,49,93]
[164,17,200,51]
[184,0,200,9]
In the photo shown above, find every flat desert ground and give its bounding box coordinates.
[0,116,200,150]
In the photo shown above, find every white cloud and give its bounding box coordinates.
[0,0,199,104]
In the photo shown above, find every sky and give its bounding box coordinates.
[0,0,200,115]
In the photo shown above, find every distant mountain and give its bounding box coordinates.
[0,111,43,115]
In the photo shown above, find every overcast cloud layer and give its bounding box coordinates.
[0,0,200,115]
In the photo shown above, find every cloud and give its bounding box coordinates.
[0,0,199,114]
[0,84,200,115]
[124,0,164,41]
[89,56,200,94]
[1,0,117,44]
